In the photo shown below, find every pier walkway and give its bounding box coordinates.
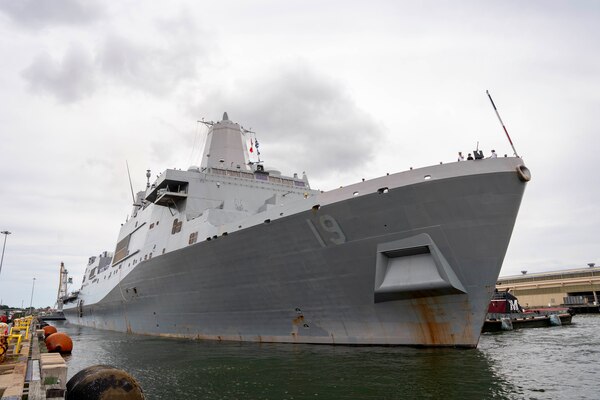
[0,317,67,399]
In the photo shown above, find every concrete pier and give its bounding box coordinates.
[0,318,67,399]
[1,317,33,399]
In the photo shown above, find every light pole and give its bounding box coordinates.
[29,277,36,315]
[0,230,11,277]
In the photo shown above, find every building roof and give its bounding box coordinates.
[498,266,600,285]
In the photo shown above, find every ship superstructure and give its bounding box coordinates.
[63,112,530,347]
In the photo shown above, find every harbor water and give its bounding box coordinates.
[52,315,600,399]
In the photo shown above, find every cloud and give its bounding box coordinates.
[0,0,105,29]
[20,11,211,102]
[99,10,209,95]
[21,43,96,103]
[99,19,207,95]
[193,64,384,183]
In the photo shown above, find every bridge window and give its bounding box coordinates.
[172,219,183,234]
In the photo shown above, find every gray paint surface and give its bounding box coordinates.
[65,159,527,347]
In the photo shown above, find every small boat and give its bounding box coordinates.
[482,290,573,332]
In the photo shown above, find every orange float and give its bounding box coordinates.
[43,325,57,338]
[45,332,73,353]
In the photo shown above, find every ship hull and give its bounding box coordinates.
[64,161,527,347]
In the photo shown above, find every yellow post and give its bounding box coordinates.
[7,333,23,354]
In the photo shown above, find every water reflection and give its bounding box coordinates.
[53,320,514,399]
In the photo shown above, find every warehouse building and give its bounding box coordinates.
[496,264,600,308]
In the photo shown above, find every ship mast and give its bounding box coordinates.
[200,112,253,171]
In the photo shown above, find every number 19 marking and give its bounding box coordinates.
[306,214,346,247]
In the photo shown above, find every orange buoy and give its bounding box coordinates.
[66,365,145,399]
[43,325,57,338]
[45,332,73,353]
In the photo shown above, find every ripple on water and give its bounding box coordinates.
[51,315,600,400]
[479,315,600,400]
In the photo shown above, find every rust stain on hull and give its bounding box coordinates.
[411,297,474,346]
[290,315,305,338]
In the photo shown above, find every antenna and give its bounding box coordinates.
[486,90,520,157]
[126,160,135,203]
[198,118,214,127]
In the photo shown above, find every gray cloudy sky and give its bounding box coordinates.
[0,0,598,307]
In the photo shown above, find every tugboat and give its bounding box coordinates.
[482,289,573,332]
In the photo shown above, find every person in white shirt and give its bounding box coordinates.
[458,152,464,161]
[489,150,497,158]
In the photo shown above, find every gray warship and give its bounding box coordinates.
[62,113,530,347]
